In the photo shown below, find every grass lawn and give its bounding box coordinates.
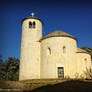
[0,79,92,92]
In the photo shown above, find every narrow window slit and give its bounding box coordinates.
[48,47,51,55]
[63,46,66,53]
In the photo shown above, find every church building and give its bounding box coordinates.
[19,15,91,80]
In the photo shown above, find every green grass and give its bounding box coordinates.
[30,79,92,92]
[0,79,92,92]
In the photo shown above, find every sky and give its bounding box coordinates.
[0,0,92,60]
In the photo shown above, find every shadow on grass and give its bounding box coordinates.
[0,81,10,89]
[26,80,92,92]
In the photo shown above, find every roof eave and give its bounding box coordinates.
[39,35,78,42]
[76,52,90,55]
[21,17,44,25]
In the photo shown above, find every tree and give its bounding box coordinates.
[0,56,20,81]
[4,57,19,81]
[81,47,92,79]
[0,54,3,64]
[0,54,4,80]
[84,67,92,79]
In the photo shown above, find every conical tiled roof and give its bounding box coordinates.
[77,48,89,54]
[40,30,77,41]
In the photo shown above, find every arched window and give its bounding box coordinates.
[48,47,51,55]
[33,21,36,28]
[84,58,87,61]
[63,46,66,53]
[29,21,36,28]
[29,22,32,28]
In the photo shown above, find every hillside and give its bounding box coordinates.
[0,79,92,92]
